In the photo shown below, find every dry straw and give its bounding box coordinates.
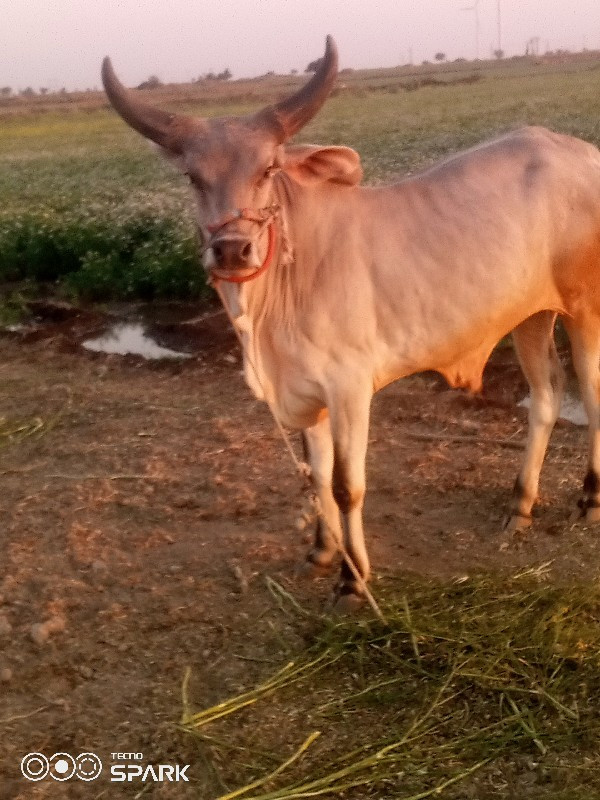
[0,415,48,446]
[182,568,600,799]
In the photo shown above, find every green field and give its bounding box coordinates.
[2,55,600,307]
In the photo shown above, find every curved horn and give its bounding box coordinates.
[261,35,338,140]
[101,57,183,151]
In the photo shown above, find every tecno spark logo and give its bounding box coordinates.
[110,752,190,782]
[21,750,190,784]
[21,752,102,782]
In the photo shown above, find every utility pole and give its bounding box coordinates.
[462,0,480,60]
[497,0,502,55]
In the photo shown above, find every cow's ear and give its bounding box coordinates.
[282,145,362,186]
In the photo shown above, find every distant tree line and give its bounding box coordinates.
[305,57,323,73]
[195,68,232,82]
[6,45,600,101]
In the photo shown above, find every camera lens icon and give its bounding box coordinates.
[21,753,49,781]
[76,752,103,781]
[49,753,76,781]
[21,750,103,782]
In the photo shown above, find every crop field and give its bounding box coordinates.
[3,54,600,307]
[2,56,600,798]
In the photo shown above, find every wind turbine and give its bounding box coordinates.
[462,0,481,60]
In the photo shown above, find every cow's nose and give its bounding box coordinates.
[211,236,253,270]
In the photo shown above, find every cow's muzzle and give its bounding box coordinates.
[204,206,279,284]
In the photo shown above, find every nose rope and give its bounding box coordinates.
[205,205,280,284]
[206,205,277,235]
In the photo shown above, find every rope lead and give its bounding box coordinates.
[213,279,385,623]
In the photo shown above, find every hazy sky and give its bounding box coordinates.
[1,0,599,91]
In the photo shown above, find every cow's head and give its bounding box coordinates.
[102,36,361,281]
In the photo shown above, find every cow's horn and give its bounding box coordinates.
[101,57,184,151]
[262,35,338,140]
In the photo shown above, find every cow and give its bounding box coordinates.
[102,37,600,606]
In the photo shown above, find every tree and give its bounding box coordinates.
[305,57,323,73]
[39,87,49,95]
[217,68,232,80]
[434,52,446,62]
[137,75,162,90]
[20,87,35,97]
[0,87,11,97]
[493,48,504,59]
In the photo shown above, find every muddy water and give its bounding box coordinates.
[7,300,591,421]
[0,300,237,360]
[82,322,192,360]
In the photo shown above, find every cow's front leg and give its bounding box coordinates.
[329,385,372,607]
[301,416,342,574]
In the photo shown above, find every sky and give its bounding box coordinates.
[1,0,599,92]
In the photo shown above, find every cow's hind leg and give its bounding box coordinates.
[301,416,342,573]
[508,311,565,531]
[563,317,600,521]
[329,385,372,608]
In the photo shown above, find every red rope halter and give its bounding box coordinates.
[207,207,279,284]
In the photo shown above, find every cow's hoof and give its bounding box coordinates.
[584,505,600,524]
[298,554,335,579]
[332,590,365,614]
[503,514,532,533]
[573,497,600,524]
[332,581,366,613]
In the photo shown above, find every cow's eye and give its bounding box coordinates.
[262,164,276,180]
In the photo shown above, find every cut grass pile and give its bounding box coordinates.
[183,569,600,799]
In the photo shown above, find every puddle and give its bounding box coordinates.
[518,393,587,426]
[82,322,192,360]
[3,302,235,359]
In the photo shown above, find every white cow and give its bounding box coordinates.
[103,37,600,604]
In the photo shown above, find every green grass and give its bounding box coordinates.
[2,59,600,301]
[0,113,202,300]
[183,570,600,799]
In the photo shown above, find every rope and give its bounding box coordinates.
[212,279,385,623]
[212,280,310,478]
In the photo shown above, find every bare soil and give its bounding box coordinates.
[1,312,599,798]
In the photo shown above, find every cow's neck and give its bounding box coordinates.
[218,174,340,404]
[216,279,266,401]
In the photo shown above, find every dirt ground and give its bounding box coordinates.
[1,310,600,798]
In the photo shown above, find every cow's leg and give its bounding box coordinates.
[329,386,372,605]
[508,311,565,531]
[301,417,342,573]
[563,317,600,521]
